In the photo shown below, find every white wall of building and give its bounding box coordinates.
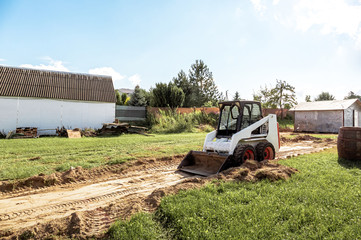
[0,96,115,135]
[344,102,361,127]
[294,110,343,133]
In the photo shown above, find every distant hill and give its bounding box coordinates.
[116,88,133,95]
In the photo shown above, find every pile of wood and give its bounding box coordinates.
[55,121,148,137]
[99,122,147,135]
[13,127,38,138]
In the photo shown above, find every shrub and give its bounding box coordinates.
[148,109,218,134]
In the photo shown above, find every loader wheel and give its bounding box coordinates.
[233,144,256,166]
[256,142,275,161]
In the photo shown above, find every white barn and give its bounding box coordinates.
[0,66,116,135]
[290,99,361,133]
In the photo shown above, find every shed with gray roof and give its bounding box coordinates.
[290,99,361,133]
[0,66,116,135]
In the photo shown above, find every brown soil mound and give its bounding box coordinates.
[0,156,182,194]
[281,134,323,143]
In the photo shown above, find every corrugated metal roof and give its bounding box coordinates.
[0,66,116,103]
[290,99,361,111]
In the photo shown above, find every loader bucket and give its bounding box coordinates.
[178,151,232,176]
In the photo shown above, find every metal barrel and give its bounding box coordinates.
[177,151,231,176]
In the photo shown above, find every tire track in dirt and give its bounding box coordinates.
[0,166,185,229]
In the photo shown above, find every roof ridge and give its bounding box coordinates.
[0,65,112,79]
[0,65,116,103]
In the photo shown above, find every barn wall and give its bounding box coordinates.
[0,96,115,135]
[294,110,343,133]
[344,102,361,127]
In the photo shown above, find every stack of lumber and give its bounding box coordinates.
[14,127,38,138]
[100,122,148,135]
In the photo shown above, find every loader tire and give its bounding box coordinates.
[256,142,275,161]
[233,144,256,166]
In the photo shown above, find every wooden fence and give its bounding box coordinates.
[115,106,292,121]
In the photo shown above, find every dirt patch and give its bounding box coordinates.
[280,134,335,144]
[0,156,182,193]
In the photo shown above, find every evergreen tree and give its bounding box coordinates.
[188,60,220,106]
[172,70,196,107]
[150,82,184,108]
[128,85,147,106]
[233,91,241,100]
[315,92,335,101]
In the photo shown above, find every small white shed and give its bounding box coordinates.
[290,99,361,133]
[0,66,116,135]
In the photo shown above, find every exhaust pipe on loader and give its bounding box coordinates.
[177,151,233,176]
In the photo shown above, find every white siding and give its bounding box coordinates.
[294,110,343,133]
[0,96,115,135]
[344,102,361,127]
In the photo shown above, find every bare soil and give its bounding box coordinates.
[0,134,336,239]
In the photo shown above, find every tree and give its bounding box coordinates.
[344,91,361,101]
[172,70,197,107]
[253,84,277,108]
[121,93,128,105]
[305,95,311,102]
[253,80,297,119]
[128,85,148,106]
[188,60,220,106]
[115,90,122,105]
[150,82,185,108]
[315,92,335,101]
[269,80,297,113]
[233,91,241,100]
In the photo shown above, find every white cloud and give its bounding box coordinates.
[250,0,361,48]
[273,0,280,5]
[88,67,125,88]
[128,74,142,86]
[250,0,267,15]
[20,57,70,72]
[0,58,5,62]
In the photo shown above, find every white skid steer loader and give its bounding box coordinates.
[178,100,280,176]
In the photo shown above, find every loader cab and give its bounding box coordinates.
[216,100,262,138]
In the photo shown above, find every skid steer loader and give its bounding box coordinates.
[178,100,280,176]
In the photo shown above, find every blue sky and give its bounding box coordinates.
[1,0,361,102]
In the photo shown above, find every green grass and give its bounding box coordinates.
[0,133,206,180]
[108,148,361,239]
[108,213,168,240]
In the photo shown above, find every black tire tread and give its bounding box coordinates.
[233,144,256,166]
[255,141,275,161]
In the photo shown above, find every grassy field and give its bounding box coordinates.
[0,133,206,181]
[108,148,361,239]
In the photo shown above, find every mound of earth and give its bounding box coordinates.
[0,156,182,193]
[281,134,335,143]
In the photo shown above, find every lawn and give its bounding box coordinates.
[0,133,206,180]
[108,148,361,239]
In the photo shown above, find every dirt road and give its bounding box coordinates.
[0,135,336,239]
